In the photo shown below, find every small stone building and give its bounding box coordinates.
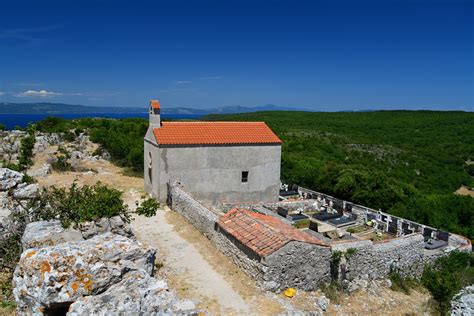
[144,100,282,205]
[217,208,331,290]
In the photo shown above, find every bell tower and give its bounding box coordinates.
[149,99,161,128]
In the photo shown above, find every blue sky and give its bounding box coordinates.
[0,0,472,111]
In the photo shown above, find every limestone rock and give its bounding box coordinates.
[21,220,84,250]
[316,294,329,311]
[13,232,156,314]
[79,216,134,239]
[0,168,23,191]
[450,285,474,316]
[67,270,198,315]
[27,163,52,178]
[13,183,39,199]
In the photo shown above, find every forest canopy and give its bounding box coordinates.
[206,110,474,239]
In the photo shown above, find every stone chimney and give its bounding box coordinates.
[149,99,161,128]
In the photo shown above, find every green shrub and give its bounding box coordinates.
[1,161,21,172]
[30,182,128,227]
[421,251,473,313]
[388,271,419,294]
[63,131,76,142]
[18,134,35,170]
[292,218,310,229]
[51,155,73,172]
[135,197,160,217]
[29,182,159,228]
[0,124,5,131]
[466,164,474,177]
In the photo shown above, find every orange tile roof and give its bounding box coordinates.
[150,100,160,109]
[217,208,327,257]
[153,122,282,145]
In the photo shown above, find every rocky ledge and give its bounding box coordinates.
[13,220,201,315]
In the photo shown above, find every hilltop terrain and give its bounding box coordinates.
[24,111,474,241]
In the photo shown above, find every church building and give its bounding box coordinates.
[144,100,282,205]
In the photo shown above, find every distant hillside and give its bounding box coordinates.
[206,110,474,240]
[0,102,309,115]
[0,102,146,114]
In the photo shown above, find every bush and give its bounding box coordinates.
[29,182,159,228]
[388,271,419,294]
[30,182,129,227]
[51,155,73,172]
[63,131,76,142]
[0,124,5,131]
[421,251,474,313]
[135,197,160,217]
[466,164,474,177]
[18,134,35,170]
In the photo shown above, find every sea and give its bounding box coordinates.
[0,113,202,130]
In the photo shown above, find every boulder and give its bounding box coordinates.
[27,163,52,178]
[13,233,156,314]
[67,270,198,315]
[33,136,49,154]
[21,220,84,250]
[13,183,39,199]
[0,168,23,191]
[450,285,474,316]
[316,294,329,312]
[79,216,134,239]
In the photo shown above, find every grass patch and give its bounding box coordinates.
[292,218,310,229]
[121,167,144,178]
[388,272,421,295]
[320,282,344,303]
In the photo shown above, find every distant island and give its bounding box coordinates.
[0,102,310,115]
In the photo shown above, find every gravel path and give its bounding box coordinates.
[131,207,257,315]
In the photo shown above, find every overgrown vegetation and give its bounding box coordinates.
[387,251,473,313]
[388,271,420,295]
[292,218,310,229]
[421,251,474,313]
[205,111,474,240]
[51,155,73,172]
[35,116,148,173]
[30,182,159,228]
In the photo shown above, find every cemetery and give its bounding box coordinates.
[168,182,472,291]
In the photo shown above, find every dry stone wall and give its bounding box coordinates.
[264,241,331,291]
[331,234,426,282]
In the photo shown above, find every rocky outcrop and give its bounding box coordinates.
[27,163,52,178]
[13,183,39,199]
[0,168,23,191]
[450,285,474,316]
[21,220,84,250]
[21,216,134,250]
[33,133,61,154]
[0,130,26,163]
[13,232,156,314]
[67,270,197,315]
[78,216,134,239]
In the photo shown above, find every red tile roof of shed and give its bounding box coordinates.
[153,122,282,145]
[217,208,327,257]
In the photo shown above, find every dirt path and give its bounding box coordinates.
[131,208,270,315]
